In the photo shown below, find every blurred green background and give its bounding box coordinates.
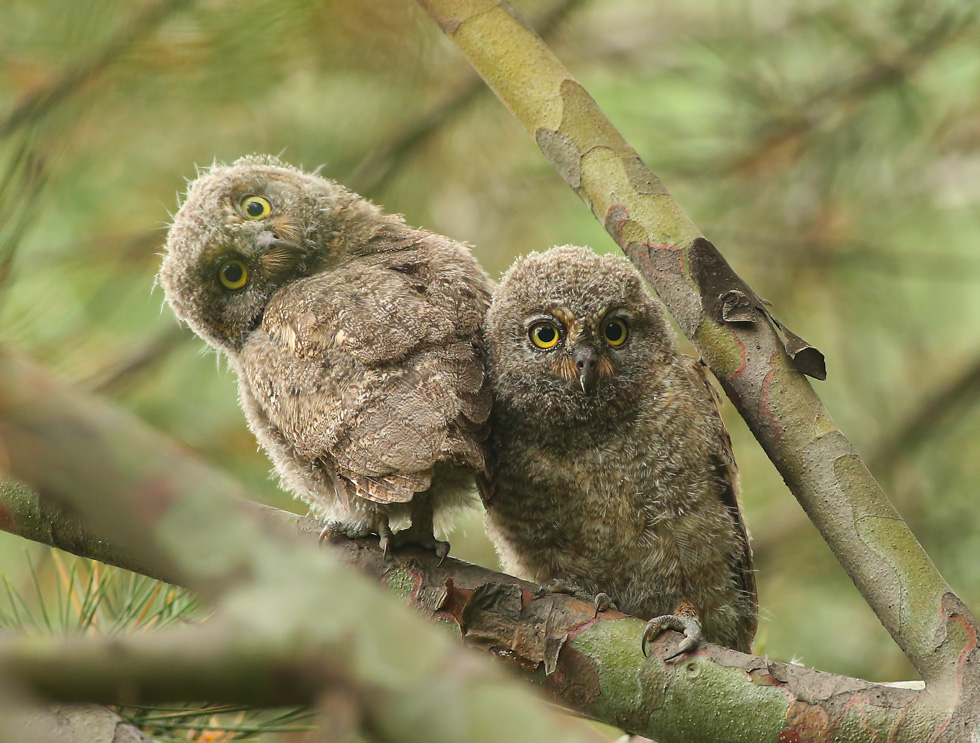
[2,0,980,691]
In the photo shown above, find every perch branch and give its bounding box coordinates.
[413,1,980,708]
[0,487,940,743]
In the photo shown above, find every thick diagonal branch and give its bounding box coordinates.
[413,0,980,701]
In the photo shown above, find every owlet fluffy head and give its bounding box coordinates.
[159,154,366,355]
[484,245,675,422]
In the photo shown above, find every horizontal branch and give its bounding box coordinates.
[0,468,941,742]
[0,478,176,584]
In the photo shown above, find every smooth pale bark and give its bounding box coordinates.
[414,0,979,709]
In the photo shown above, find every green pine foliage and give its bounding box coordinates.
[0,550,313,741]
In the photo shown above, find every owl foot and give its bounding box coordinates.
[389,527,450,564]
[641,614,702,660]
[537,578,617,617]
[318,520,372,545]
[318,520,394,559]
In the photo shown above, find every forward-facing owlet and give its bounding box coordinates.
[159,155,492,558]
[483,246,756,655]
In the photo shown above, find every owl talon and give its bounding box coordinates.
[378,523,394,560]
[642,614,703,660]
[318,520,371,547]
[388,528,450,563]
[537,579,616,615]
[536,577,580,597]
[593,592,615,616]
[317,520,398,562]
[434,539,450,565]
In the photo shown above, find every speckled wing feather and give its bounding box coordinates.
[254,248,490,505]
[681,356,758,650]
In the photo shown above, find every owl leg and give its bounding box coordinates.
[537,578,616,617]
[641,599,702,660]
[390,504,450,563]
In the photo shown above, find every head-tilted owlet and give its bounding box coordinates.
[482,245,756,654]
[159,155,492,559]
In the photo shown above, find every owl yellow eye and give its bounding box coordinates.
[529,322,561,349]
[218,259,249,290]
[603,318,628,346]
[240,195,271,220]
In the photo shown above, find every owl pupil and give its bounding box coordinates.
[223,263,243,283]
[246,201,264,217]
[606,323,623,342]
[536,326,556,343]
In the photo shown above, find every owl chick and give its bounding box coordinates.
[483,245,756,655]
[159,155,492,559]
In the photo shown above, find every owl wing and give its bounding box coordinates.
[328,344,488,503]
[262,259,455,365]
[681,356,758,651]
[259,254,490,505]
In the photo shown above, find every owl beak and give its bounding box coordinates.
[255,230,301,252]
[572,344,599,394]
[255,231,305,274]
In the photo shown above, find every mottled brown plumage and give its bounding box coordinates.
[159,155,492,557]
[483,246,756,654]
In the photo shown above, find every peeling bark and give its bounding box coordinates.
[413,2,980,719]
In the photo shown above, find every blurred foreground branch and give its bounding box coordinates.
[0,349,605,743]
[0,666,148,743]
[0,349,956,742]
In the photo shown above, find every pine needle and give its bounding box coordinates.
[0,549,312,741]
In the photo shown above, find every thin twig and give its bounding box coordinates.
[0,0,191,139]
[349,0,588,194]
[724,9,974,176]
